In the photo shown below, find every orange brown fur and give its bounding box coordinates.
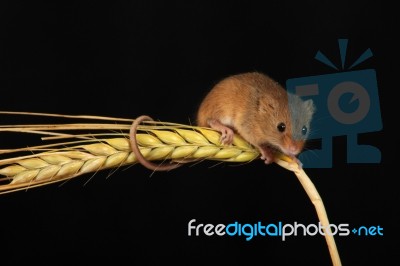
[197,72,314,162]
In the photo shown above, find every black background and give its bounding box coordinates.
[0,1,394,265]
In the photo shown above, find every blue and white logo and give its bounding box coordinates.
[286,39,382,168]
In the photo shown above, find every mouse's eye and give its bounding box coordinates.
[277,122,286,132]
[301,126,308,135]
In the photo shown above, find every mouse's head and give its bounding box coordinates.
[258,93,315,157]
[286,93,315,154]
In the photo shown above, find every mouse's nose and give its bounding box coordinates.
[288,141,304,156]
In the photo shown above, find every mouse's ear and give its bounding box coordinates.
[304,99,316,116]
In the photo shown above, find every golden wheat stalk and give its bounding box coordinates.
[0,112,259,193]
[0,111,341,266]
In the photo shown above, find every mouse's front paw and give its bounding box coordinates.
[260,148,274,165]
[262,157,274,164]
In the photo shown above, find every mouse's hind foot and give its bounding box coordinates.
[207,119,234,146]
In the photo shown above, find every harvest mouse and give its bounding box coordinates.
[196,72,315,166]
